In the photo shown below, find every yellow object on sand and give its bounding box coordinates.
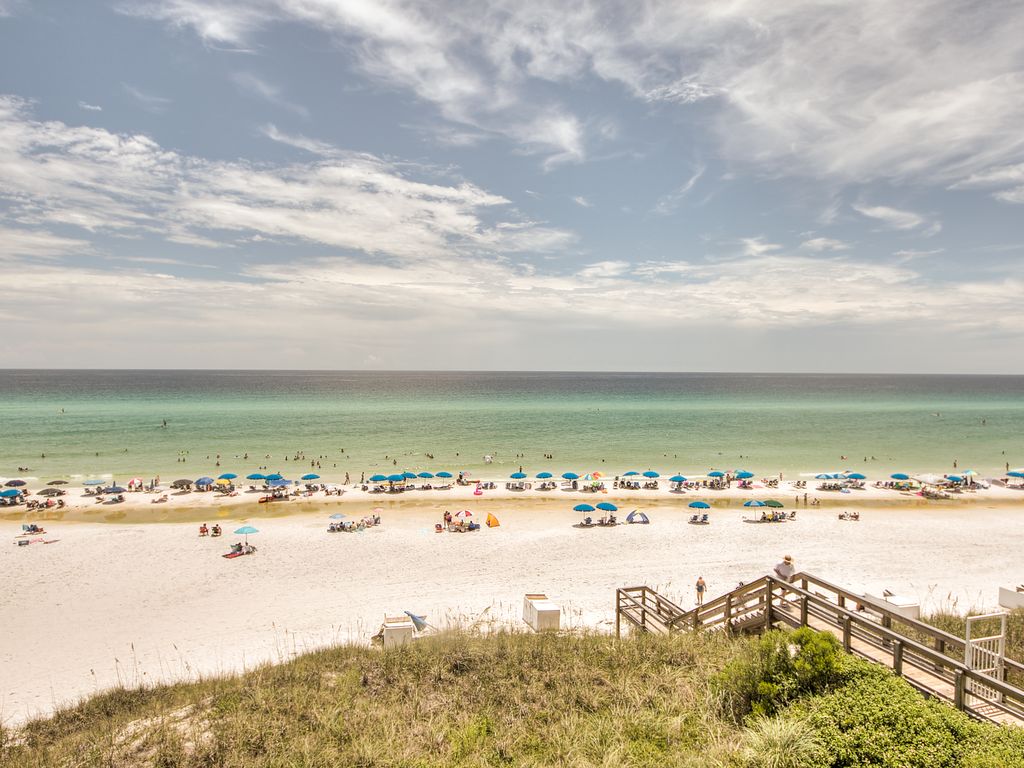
[486,513,500,528]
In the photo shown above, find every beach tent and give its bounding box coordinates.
[626,510,650,524]
[573,503,595,512]
[486,513,500,528]
[736,471,754,479]
[596,502,617,512]
[688,501,710,509]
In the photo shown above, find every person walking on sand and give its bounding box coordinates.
[695,576,707,606]
[773,555,796,583]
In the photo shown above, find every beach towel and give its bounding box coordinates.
[222,552,245,559]
[486,513,500,528]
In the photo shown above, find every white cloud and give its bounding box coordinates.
[0,95,572,260]
[653,164,705,216]
[0,226,90,259]
[78,102,103,112]
[740,237,782,257]
[572,196,592,208]
[800,237,850,253]
[231,71,308,118]
[852,203,942,236]
[122,83,172,113]
[122,0,1024,189]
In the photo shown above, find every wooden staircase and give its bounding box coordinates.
[615,573,1024,727]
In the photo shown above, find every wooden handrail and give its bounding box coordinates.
[616,574,1024,724]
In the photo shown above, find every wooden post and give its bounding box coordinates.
[881,614,892,648]
[615,591,621,639]
[893,640,904,677]
[725,593,733,636]
[800,595,809,627]
[954,670,966,710]
[764,584,774,630]
[838,593,846,609]
[842,616,852,651]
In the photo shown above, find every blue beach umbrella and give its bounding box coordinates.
[510,472,527,479]
[83,479,104,486]
[596,502,617,512]
[846,473,866,480]
[536,471,553,479]
[234,525,259,544]
[388,473,406,482]
[301,473,320,481]
[670,475,687,483]
[815,473,833,480]
[891,473,910,480]
[736,471,754,479]
[0,488,20,497]
[402,472,417,480]
[435,471,453,479]
[195,477,214,486]
[417,472,434,479]
[573,503,596,512]
[743,500,765,507]
[1007,471,1024,478]
[218,473,238,480]
[265,473,283,481]
[623,471,639,476]
[103,486,127,494]
[642,471,660,478]
[688,501,710,509]
[369,474,388,482]
[708,471,725,478]
[562,472,580,480]
[4,479,26,487]
[946,475,963,483]
[246,473,265,480]
[269,479,291,487]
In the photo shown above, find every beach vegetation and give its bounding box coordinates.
[3,628,1023,767]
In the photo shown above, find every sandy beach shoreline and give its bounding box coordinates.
[3,489,1024,728]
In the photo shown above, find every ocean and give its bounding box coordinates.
[0,371,1021,483]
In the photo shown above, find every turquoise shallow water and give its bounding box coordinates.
[0,371,1022,483]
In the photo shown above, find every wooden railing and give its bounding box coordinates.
[615,573,1024,726]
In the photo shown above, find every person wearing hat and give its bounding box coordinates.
[773,555,796,583]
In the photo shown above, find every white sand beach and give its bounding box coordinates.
[3,490,1024,727]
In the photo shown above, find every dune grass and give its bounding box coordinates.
[3,627,1022,767]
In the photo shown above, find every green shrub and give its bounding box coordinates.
[789,662,1024,767]
[715,628,848,721]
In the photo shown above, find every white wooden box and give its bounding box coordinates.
[382,616,414,648]
[523,593,560,632]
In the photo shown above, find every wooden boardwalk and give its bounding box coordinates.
[616,573,1024,726]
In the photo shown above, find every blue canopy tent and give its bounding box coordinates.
[626,510,650,524]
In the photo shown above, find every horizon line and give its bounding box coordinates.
[1,368,1024,377]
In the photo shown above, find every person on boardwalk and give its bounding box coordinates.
[695,576,707,606]
[773,555,796,583]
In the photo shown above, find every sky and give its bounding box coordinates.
[1,1,1023,372]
